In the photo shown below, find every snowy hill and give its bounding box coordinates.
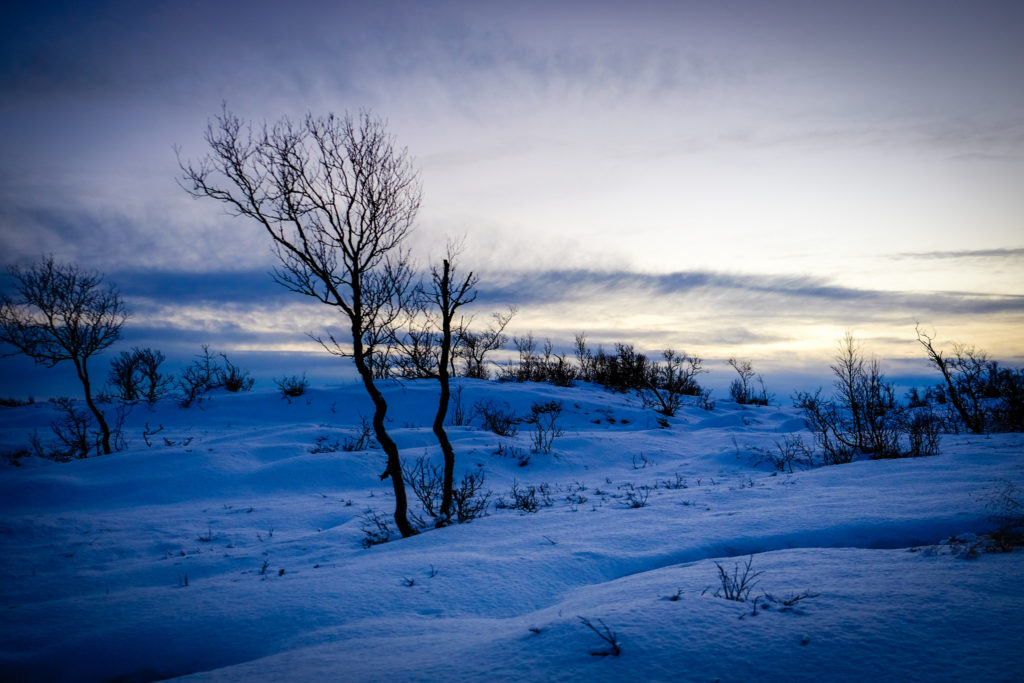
[1,379,1022,681]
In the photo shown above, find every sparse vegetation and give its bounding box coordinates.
[474,399,518,437]
[578,616,621,657]
[496,480,553,513]
[794,332,940,463]
[108,347,173,404]
[711,555,763,602]
[275,374,308,399]
[917,326,1024,433]
[526,400,563,454]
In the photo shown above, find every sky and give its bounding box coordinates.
[1,0,1023,396]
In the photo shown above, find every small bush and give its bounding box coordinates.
[578,616,621,657]
[220,354,255,392]
[712,555,763,602]
[987,482,1024,551]
[451,469,491,523]
[310,435,342,454]
[177,345,223,407]
[496,480,552,513]
[359,509,394,547]
[0,396,34,408]
[624,483,650,508]
[526,400,563,454]
[108,347,173,403]
[342,416,375,451]
[474,399,518,437]
[494,441,530,466]
[405,456,491,527]
[275,374,309,398]
[49,397,97,460]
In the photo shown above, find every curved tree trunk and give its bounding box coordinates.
[351,316,417,538]
[75,357,112,455]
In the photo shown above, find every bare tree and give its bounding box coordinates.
[728,357,755,404]
[916,325,989,434]
[108,346,172,404]
[391,243,478,524]
[0,257,128,454]
[641,349,706,416]
[459,305,516,379]
[180,108,421,538]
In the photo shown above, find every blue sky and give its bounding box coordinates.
[2,0,1023,396]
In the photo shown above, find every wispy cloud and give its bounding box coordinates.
[475,268,1024,319]
[891,247,1024,261]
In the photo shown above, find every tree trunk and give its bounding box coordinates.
[350,315,417,538]
[75,357,112,455]
[434,260,456,524]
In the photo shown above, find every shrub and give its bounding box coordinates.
[405,456,491,527]
[578,617,621,657]
[342,416,375,451]
[359,509,394,547]
[728,358,772,406]
[177,345,223,407]
[177,346,254,406]
[219,354,255,392]
[526,400,563,454]
[108,347,173,403]
[712,555,763,602]
[275,373,309,399]
[0,396,34,408]
[474,399,518,436]
[916,326,1024,433]
[987,481,1024,551]
[794,333,932,463]
[511,334,576,386]
[641,349,707,416]
[496,480,552,513]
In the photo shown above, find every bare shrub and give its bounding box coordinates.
[496,480,552,513]
[177,345,223,407]
[712,555,763,602]
[405,456,491,526]
[578,617,621,657]
[49,397,95,460]
[459,306,516,379]
[624,483,651,508]
[342,416,375,452]
[109,347,172,403]
[904,408,942,457]
[728,357,772,406]
[641,349,707,417]
[275,374,309,399]
[526,400,563,454]
[794,333,925,463]
[511,334,576,386]
[219,353,254,392]
[474,399,518,436]
[450,469,491,523]
[987,482,1024,551]
[917,326,1024,433]
[769,434,814,473]
[359,509,395,547]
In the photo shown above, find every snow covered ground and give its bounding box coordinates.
[1,379,1022,681]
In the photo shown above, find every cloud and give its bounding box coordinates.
[474,268,1024,319]
[891,247,1024,261]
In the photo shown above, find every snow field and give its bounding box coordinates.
[1,379,1022,681]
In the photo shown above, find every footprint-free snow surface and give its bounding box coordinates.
[1,379,1022,681]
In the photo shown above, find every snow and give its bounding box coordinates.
[1,378,1022,682]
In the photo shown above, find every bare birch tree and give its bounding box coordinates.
[179,108,421,538]
[0,257,128,454]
